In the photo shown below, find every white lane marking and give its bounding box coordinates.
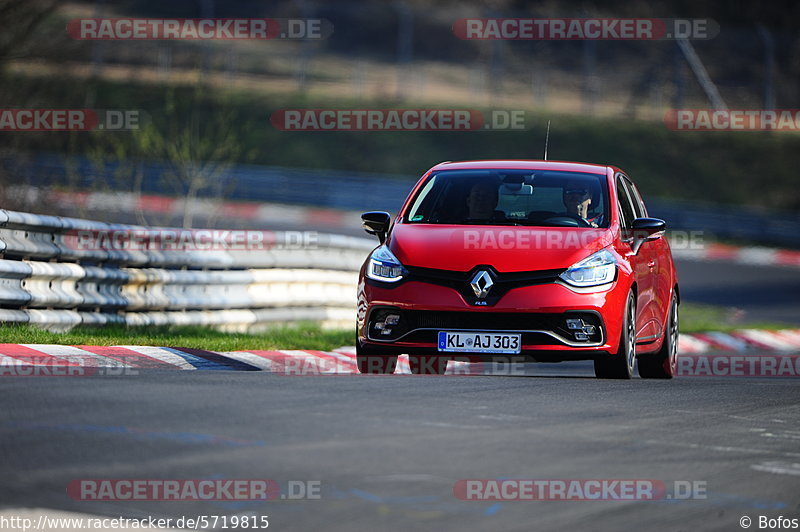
[418,421,488,430]
[738,247,778,266]
[396,354,411,374]
[739,329,797,351]
[751,461,800,476]
[21,344,128,367]
[644,439,800,458]
[678,334,711,353]
[320,349,359,368]
[367,473,442,482]
[333,346,356,355]
[0,354,31,365]
[774,330,800,347]
[296,349,359,374]
[703,332,749,352]
[270,349,357,374]
[332,347,412,374]
[220,351,274,370]
[476,413,534,422]
[760,431,800,440]
[280,349,319,358]
[674,410,788,424]
[116,345,196,370]
[275,349,346,374]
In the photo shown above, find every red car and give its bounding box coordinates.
[356,160,679,379]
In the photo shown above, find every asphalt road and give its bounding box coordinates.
[2,364,799,532]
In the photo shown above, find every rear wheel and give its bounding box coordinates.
[594,292,636,379]
[638,293,679,379]
[356,342,397,374]
[409,355,449,375]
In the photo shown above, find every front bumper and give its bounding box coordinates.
[357,277,629,361]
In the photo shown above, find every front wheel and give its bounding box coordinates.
[594,292,636,379]
[638,293,679,379]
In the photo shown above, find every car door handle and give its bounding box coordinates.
[647,260,656,269]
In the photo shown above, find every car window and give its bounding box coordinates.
[623,176,648,218]
[407,175,437,221]
[405,169,609,227]
[616,176,637,229]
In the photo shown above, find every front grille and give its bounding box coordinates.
[404,311,564,331]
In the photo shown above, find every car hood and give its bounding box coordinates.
[389,224,614,272]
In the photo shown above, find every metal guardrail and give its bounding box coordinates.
[0,209,375,332]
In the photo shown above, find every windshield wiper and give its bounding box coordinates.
[457,219,527,226]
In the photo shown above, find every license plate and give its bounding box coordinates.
[437,331,521,354]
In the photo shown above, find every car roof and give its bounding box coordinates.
[430,160,610,175]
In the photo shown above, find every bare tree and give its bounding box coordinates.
[76,87,253,228]
[135,88,250,228]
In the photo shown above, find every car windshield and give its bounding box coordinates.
[405,169,610,228]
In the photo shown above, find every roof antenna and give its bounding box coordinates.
[543,119,551,161]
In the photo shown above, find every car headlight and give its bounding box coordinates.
[559,249,617,288]
[366,245,407,283]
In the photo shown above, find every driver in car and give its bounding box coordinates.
[562,182,601,227]
[465,181,502,220]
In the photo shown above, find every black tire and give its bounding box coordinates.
[356,342,397,374]
[638,293,679,379]
[594,292,636,379]
[409,355,449,375]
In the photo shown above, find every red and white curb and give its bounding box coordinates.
[678,329,800,353]
[0,344,255,373]
[221,348,490,375]
[0,344,487,375]
[1,329,799,375]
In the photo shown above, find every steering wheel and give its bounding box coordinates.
[542,214,592,227]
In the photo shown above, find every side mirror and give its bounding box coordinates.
[630,217,666,253]
[361,211,391,243]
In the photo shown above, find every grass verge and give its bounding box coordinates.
[0,323,354,352]
[679,303,790,333]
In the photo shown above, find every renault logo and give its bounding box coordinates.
[470,270,494,299]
